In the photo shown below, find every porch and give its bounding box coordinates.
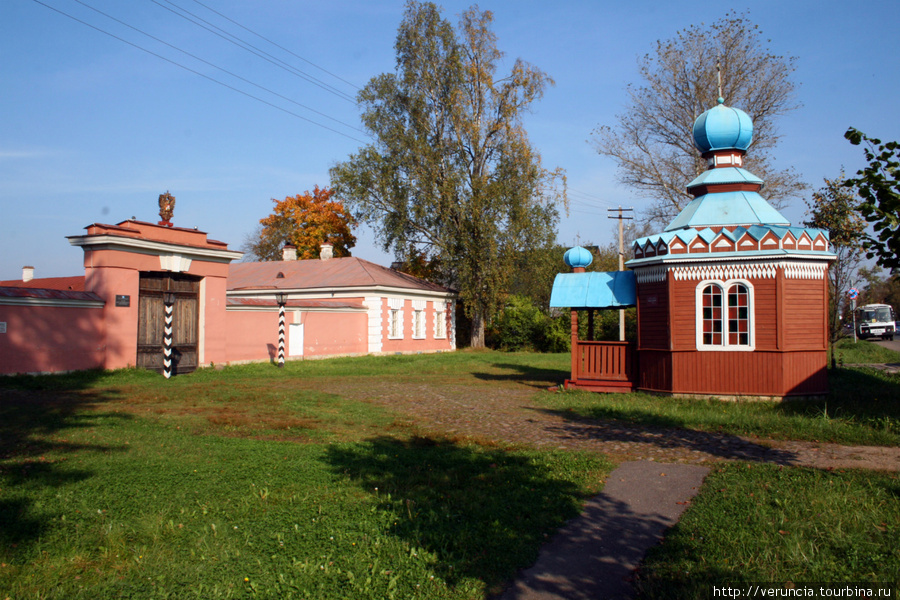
[549,258,638,393]
[566,339,637,392]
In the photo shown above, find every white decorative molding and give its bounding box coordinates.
[781,261,827,280]
[635,265,668,283]
[365,296,383,353]
[411,299,427,311]
[159,254,192,273]
[387,297,405,310]
[673,263,778,281]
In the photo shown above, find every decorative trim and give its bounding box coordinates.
[635,265,667,283]
[159,254,192,273]
[365,296,383,353]
[781,261,827,279]
[673,263,777,281]
[635,259,828,284]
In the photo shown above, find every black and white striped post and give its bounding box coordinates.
[163,291,176,379]
[275,292,287,368]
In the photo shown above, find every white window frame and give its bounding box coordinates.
[434,301,447,339]
[411,299,426,340]
[388,298,404,340]
[695,279,755,351]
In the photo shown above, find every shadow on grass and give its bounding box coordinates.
[0,371,131,554]
[777,367,900,425]
[531,407,800,464]
[472,361,569,389]
[325,436,588,592]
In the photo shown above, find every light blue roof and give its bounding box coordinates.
[665,191,790,231]
[692,101,754,152]
[686,167,763,191]
[550,271,636,309]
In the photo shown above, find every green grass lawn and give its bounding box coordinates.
[635,464,900,598]
[0,354,610,599]
[1,348,899,598]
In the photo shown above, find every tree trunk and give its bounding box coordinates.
[470,310,486,348]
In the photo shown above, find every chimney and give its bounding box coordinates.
[22,266,34,282]
[319,243,334,261]
[282,244,297,261]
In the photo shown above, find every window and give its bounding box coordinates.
[701,285,723,345]
[389,309,402,339]
[413,309,425,339]
[696,280,754,350]
[388,298,405,340]
[434,303,447,339]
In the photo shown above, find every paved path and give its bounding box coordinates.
[497,461,710,600]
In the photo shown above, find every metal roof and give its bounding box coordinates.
[228,257,454,294]
[686,167,763,190]
[549,271,636,309]
[665,191,790,231]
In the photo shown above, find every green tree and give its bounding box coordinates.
[592,11,804,227]
[844,128,900,272]
[331,2,565,347]
[803,175,866,345]
[243,186,356,261]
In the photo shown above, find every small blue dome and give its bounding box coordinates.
[692,99,753,152]
[564,246,593,269]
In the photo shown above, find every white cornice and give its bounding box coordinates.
[68,234,243,263]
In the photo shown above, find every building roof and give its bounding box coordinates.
[228,257,454,295]
[549,271,636,309]
[0,276,86,291]
[227,298,366,310]
[0,286,103,304]
[664,190,791,231]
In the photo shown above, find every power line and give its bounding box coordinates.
[185,0,361,92]
[69,0,366,135]
[149,0,357,104]
[31,0,369,143]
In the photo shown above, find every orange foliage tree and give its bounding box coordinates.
[247,186,357,261]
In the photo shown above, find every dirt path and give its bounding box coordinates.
[324,380,900,472]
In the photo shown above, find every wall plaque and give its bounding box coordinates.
[115,295,130,307]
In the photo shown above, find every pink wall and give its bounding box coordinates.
[225,309,369,363]
[225,310,280,363]
[302,311,368,358]
[380,299,454,354]
[0,304,105,375]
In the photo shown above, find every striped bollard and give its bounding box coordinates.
[163,296,174,379]
[277,301,286,368]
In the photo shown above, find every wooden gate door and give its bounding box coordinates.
[137,273,200,374]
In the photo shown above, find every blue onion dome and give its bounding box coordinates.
[564,246,593,269]
[692,98,754,152]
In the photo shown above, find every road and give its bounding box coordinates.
[872,337,900,355]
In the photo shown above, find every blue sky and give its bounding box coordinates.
[2,0,898,281]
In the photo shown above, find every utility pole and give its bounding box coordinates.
[608,207,634,341]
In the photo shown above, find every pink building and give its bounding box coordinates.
[0,218,456,376]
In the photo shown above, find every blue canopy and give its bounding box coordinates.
[549,270,636,309]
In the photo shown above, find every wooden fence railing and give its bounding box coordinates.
[568,340,637,391]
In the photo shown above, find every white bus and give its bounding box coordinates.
[855,303,895,340]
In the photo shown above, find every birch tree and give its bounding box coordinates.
[331,2,566,347]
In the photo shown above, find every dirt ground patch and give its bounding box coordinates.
[319,379,900,472]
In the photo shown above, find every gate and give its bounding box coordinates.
[137,273,200,374]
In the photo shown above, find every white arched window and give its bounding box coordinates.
[696,280,754,351]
